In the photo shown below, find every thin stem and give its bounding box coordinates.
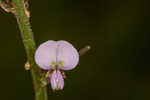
[12,0,48,100]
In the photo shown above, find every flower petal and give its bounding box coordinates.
[35,40,57,70]
[50,70,64,90]
[57,40,79,70]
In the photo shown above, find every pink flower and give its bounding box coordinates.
[35,40,79,90]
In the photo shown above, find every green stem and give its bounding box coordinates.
[12,0,48,100]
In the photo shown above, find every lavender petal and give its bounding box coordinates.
[50,70,64,90]
[35,40,57,70]
[57,40,79,70]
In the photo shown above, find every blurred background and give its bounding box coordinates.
[0,0,150,100]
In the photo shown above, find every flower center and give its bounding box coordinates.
[50,61,64,69]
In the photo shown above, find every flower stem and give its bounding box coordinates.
[12,0,48,100]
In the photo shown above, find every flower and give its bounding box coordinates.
[35,40,79,90]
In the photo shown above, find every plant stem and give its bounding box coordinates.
[12,0,48,100]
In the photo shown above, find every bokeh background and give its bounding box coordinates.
[0,0,150,100]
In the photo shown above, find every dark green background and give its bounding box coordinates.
[0,0,150,100]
